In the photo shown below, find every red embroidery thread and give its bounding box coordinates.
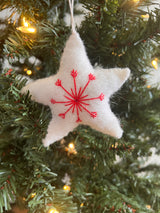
[50,69,104,122]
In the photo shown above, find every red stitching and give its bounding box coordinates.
[79,73,95,97]
[89,73,96,80]
[51,70,104,122]
[71,69,78,78]
[55,79,61,86]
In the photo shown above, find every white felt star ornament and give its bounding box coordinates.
[21,31,130,146]
[21,1,130,147]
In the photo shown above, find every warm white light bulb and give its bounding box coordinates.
[48,209,59,213]
[27,70,32,75]
[27,27,36,33]
[151,59,158,70]
[16,17,36,34]
[68,142,75,149]
[23,17,29,27]
[141,14,149,19]
[63,185,71,191]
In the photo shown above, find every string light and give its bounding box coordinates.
[151,58,158,70]
[133,0,139,2]
[68,143,74,149]
[141,14,149,19]
[65,142,77,155]
[26,70,32,75]
[27,28,36,33]
[48,209,59,213]
[112,142,118,148]
[146,205,151,209]
[63,185,71,192]
[31,193,36,198]
[24,68,33,75]
[17,17,36,34]
[23,17,29,27]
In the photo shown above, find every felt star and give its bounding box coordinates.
[21,31,130,147]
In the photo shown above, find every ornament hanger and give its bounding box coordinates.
[68,0,76,33]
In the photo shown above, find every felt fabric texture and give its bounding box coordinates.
[21,31,130,147]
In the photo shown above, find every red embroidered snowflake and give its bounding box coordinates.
[50,69,104,122]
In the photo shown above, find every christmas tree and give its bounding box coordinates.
[0,0,160,212]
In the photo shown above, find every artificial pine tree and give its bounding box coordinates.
[0,0,160,213]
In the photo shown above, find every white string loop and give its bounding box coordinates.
[68,0,76,33]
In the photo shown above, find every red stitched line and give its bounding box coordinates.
[74,77,77,97]
[76,105,81,122]
[79,102,93,116]
[50,99,71,104]
[65,102,74,106]
[78,73,96,97]
[64,95,74,101]
[71,88,74,96]
[61,85,74,98]
[77,103,82,112]
[79,79,90,97]
[79,94,88,100]
[72,103,76,113]
[78,87,82,97]
[64,104,74,115]
[80,96,101,101]
[78,101,89,106]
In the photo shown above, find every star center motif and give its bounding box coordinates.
[50,69,105,122]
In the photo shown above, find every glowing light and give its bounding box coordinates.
[68,142,75,149]
[141,14,149,19]
[65,142,77,155]
[16,17,36,34]
[17,26,36,33]
[23,17,29,27]
[147,85,151,89]
[31,193,36,198]
[133,0,139,2]
[26,70,32,75]
[151,58,158,70]
[27,27,36,33]
[63,185,71,191]
[80,203,84,207]
[146,205,151,209]
[112,142,118,148]
[48,209,59,213]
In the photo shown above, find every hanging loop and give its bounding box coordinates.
[68,0,76,33]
